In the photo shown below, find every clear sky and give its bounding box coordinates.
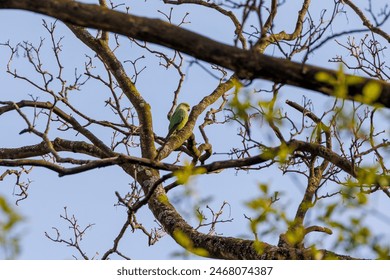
[0,0,389,259]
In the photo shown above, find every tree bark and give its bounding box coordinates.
[0,0,389,107]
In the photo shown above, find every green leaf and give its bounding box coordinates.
[277,143,292,163]
[246,197,270,210]
[356,192,368,205]
[285,227,305,245]
[0,196,23,259]
[173,229,209,257]
[195,209,204,224]
[345,75,364,85]
[173,229,192,248]
[157,193,169,205]
[362,81,382,104]
[356,166,379,185]
[0,196,22,231]
[324,203,337,219]
[315,72,334,83]
[229,89,252,123]
[259,183,268,194]
[253,240,266,254]
[173,162,206,185]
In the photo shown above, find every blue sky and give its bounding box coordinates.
[0,0,389,259]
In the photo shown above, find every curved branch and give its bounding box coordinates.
[67,24,156,158]
[65,24,156,159]
[0,139,180,175]
[304,225,333,236]
[157,76,236,160]
[0,100,113,156]
[201,140,389,187]
[0,0,389,107]
[0,138,105,160]
[0,157,121,177]
[256,0,311,51]
[343,0,390,42]
[164,0,247,49]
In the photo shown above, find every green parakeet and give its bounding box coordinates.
[167,102,191,138]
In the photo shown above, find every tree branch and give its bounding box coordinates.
[342,0,390,43]
[0,0,389,107]
[0,157,122,177]
[157,76,236,160]
[0,100,114,156]
[65,24,157,159]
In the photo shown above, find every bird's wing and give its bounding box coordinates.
[168,108,186,136]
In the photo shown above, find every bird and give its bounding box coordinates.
[166,102,191,138]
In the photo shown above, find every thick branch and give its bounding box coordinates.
[202,140,388,186]
[137,168,355,259]
[0,157,121,177]
[0,139,179,174]
[164,0,247,49]
[65,24,156,159]
[157,76,236,160]
[0,0,389,107]
[0,138,105,159]
[0,100,113,156]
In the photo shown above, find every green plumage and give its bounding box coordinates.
[167,103,191,138]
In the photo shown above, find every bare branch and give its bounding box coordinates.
[343,0,390,42]
[0,0,389,107]
[45,207,94,260]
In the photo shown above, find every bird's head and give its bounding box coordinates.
[178,102,191,112]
